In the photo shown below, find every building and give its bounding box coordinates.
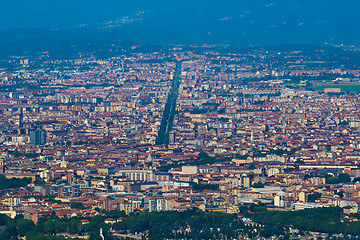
[169,131,176,144]
[0,155,6,173]
[29,129,47,145]
[324,88,341,93]
[182,166,198,175]
[51,183,80,197]
[149,197,169,212]
[116,169,155,182]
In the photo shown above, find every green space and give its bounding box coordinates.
[0,206,359,239]
[0,210,247,240]
[192,183,219,192]
[113,209,241,239]
[313,83,360,93]
[0,174,32,190]
[325,173,351,184]
[158,151,240,172]
[156,61,181,145]
[6,150,40,159]
[0,213,116,240]
[251,206,360,236]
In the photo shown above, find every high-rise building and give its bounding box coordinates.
[19,108,23,128]
[29,129,47,145]
[169,131,176,144]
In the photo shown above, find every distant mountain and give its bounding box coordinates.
[0,0,359,48]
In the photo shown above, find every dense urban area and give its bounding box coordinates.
[1,44,360,239]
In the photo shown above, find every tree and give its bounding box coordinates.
[192,183,219,192]
[248,164,256,169]
[337,191,344,198]
[1,222,18,240]
[308,193,322,202]
[68,219,83,234]
[54,221,67,233]
[17,218,35,236]
[44,221,55,234]
[71,202,86,209]
[295,160,305,164]
[252,182,265,188]
[326,173,351,184]
[0,174,32,190]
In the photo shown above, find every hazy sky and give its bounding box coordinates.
[1,0,359,45]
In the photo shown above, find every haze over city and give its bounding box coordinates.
[1,0,360,47]
[0,1,360,240]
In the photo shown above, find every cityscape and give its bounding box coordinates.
[1,1,360,240]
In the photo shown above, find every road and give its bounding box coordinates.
[156,60,181,145]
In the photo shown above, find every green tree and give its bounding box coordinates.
[44,220,55,234]
[71,202,86,209]
[16,218,35,236]
[326,173,351,184]
[308,193,322,202]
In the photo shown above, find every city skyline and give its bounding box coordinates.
[0,1,360,240]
